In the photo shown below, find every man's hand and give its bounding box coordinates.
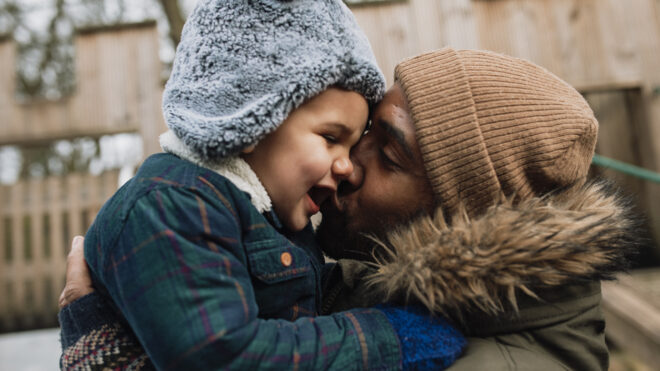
[58,236,95,308]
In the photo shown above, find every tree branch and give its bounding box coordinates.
[157,0,185,47]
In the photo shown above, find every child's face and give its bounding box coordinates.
[244,88,368,231]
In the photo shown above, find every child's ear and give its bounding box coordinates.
[242,144,257,154]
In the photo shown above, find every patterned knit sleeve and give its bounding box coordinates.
[58,292,154,370]
[86,185,401,370]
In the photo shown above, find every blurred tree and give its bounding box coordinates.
[1,0,73,99]
[157,0,185,47]
[0,0,186,100]
[0,0,187,182]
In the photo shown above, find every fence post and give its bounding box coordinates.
[0,183,7,330]
[47,175,66,322]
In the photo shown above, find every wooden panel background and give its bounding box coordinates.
[351,0,660,89]
[0,22,166,156]
[603,271,660,368]
[0,23,165,332]
[0,171,118,332]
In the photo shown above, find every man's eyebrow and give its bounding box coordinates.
[379,119,415,160]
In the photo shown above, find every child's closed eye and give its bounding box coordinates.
[322,134,339,143]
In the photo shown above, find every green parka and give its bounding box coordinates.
[321,181,641,371]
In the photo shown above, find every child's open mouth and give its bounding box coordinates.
[307,187,332,215]
[305,193,320,214]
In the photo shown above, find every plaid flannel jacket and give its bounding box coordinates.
[81,153,401,370]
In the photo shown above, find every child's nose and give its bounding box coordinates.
[332,157,354,179]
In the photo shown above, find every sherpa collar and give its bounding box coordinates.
[364,181,642,320]
[159,130,272,213]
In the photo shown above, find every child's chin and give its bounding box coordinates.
[283,215,307,232]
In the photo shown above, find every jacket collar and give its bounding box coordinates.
[159,130,272,213]
[460,280,602,336]
[364,180,642,324]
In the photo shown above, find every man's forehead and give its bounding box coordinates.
[378,83,409,116]
[370,83,430,170]
[372,83,415,144]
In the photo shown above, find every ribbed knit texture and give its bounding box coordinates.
[395,48,598,217]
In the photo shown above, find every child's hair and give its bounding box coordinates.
[162,0,385,162]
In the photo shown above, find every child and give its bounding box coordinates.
[60,0,464,370]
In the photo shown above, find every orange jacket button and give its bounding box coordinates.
[280,252,292,267]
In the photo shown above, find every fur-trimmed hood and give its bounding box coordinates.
[365,180,643,319]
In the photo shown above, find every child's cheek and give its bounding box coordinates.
[302,154,333,181]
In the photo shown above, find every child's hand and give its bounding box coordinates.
[58,236,95,308]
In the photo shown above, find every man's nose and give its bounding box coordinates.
[345,163,363,187]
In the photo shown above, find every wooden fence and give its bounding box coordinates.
[603,270,660,368]
[0,22,163,332]
[0,171,118,332]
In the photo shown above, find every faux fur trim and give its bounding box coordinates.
[366,180,642,318]
[160,130,272,213]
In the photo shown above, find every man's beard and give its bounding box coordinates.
[316,206,394,262]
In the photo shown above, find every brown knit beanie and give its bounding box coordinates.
[395,48,598,217]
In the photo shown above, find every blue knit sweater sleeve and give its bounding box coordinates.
[377,304,466,370]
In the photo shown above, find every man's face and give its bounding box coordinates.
[318,83,435,260]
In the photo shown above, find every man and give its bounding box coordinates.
[60,48,641,370]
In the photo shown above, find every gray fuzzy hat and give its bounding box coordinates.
[162,0,386,161]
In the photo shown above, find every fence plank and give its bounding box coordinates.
[0,182,8,330]
[67,175,83,247]
[586,91,646,196]
[0,171,118,332]
[603,271,660,368]
[8,180,25,329]
[48,176,66,322]
[28,178,47,323]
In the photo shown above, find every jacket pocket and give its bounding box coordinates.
[245,239,317,318]
[247,243,312,283]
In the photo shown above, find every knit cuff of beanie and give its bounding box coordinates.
[394,48,598,218]
[376,304,466,370]
[395,48,501,217]
[58,292,121,349]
